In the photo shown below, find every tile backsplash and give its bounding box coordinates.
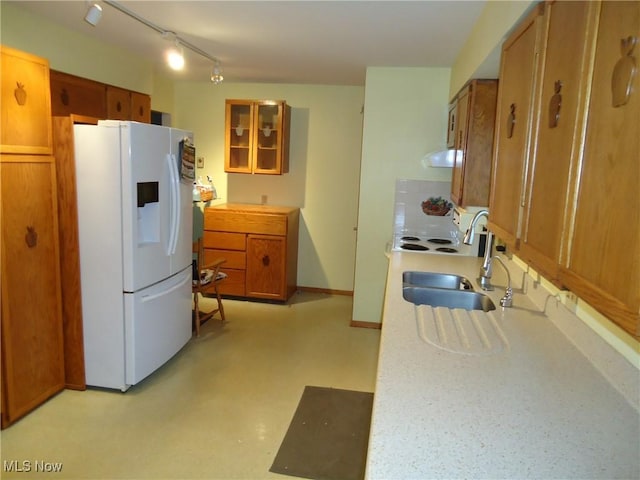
[393,179,457,236]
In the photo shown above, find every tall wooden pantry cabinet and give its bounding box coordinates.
[1,45,66,428]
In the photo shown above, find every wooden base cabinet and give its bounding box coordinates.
[204,204,299,301]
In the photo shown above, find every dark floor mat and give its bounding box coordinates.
[270,386,374,480]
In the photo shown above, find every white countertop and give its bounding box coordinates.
[366,252,639,479]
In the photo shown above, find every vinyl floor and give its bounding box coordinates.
[0,292,381,479]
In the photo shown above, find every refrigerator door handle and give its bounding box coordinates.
[166,153,180,255]
[140,270,190,303]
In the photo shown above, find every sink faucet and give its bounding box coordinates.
[492,255,513,308]
[462,209,494,291]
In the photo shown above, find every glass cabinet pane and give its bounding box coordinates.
[255,104,281,172]
[228,103,252,170]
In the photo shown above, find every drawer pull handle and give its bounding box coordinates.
[262,255,270,266]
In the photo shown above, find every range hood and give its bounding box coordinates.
[421,149,458,168]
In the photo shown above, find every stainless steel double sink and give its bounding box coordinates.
[402,271,496,312]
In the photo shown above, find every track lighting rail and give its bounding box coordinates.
[102,0,220,64]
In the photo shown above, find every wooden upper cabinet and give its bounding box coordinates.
[50,70,150,123]
[106,85,132,120]
[446,98,458,149]
[450,87,469,206]
[131,91,151,123]
[519,0,596,282]
[488,4,546,249]
[450,79,498,208]
[225,99,291,174]
[560,0,640,337]
[50,70,106,119]
[1,45,52,155]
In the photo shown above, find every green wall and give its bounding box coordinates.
[352,67,452,324]
[173,81,364,292]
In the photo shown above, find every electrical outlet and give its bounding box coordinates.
[197,157,205,168]
[565,292,578,313]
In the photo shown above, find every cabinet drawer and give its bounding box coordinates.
[203,231,246,251]
[218,269,246,296]
[205,248,246,270]
[205,210,287,236]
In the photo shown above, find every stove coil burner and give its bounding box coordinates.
[401,236,421,241]
[436,247,458,253]
[427,238,453,245]
[400,243,429,251]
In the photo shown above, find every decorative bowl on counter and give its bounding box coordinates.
[421,197,453,216]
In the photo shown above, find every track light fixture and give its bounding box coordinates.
[166,44,185,71]
[163,32,185,71]
[96,0,222,80]
[211,61,224,84]
[84,2,102,26]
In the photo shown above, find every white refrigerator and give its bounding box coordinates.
[74,120,194,391]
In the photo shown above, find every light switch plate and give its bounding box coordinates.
[197,157,204,168]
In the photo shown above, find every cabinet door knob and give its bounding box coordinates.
[262,255,270,266]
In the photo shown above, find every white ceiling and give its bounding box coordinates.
[9,0,497,86]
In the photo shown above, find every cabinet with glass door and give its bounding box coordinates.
[224,99,290,174]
